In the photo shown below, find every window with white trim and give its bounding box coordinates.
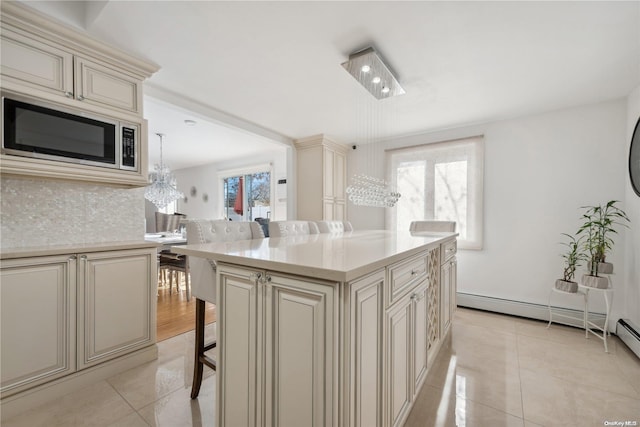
[387,136,484,249]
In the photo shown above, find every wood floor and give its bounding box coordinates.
[156,278,216,342]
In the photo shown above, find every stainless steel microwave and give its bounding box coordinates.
[1,94,138,171]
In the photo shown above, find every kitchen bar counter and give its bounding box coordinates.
[173,230,457,427]
[172,230,454,282]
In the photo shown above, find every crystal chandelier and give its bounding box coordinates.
[144,133,184,209]
[346,174,401,207]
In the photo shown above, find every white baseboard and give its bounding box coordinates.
[616,319,640,359]
[456,292,606,329]
[1,344,158,421]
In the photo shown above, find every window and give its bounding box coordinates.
[387,136,484,249]
[222,170,271,221]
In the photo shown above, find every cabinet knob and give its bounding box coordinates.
[64,91,73,98]
[80,255,87,261]
[68,255,77,261]
[77,95,85,101]
[250,272,262,282]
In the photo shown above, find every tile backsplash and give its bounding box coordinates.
[1,177,145,249]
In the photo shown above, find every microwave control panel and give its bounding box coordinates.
[121,126,136,169]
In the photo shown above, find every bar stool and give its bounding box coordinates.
[186,219,265,398]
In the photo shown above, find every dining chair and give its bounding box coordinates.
[156,213,189,296]
[316,220,354,233]
[268,220,320,237]
[186,219,265,398]
[409,220,457,232]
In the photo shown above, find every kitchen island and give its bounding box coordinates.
[173,230,457,427]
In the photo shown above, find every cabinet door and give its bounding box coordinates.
[75,56,141,114]
[0,255,76,397]
[348,270,384,427]
[265,273,336,427]
[323,148,335,199]
[440,261,452,336]
[217,265,262,427]
[385,295,412,427]
[334,151,346,200]
[323,198,335,221]
[451,258,457,316]
[77,248,155,369]
[411,282,428,398]
[0,28,74,97]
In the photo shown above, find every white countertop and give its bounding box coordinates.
[172,230,456,282]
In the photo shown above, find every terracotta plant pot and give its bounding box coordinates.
[587,261,613,274]
[555,279,578,293]
[582,274,609,289]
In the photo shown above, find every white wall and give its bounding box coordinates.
[170,147,289,221]
[625,85,640,326]
[349,99,629,319]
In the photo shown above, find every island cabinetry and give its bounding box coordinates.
[295,134,348,221]
[345,270,385,427]
[439,238,457,337]
[217,264,337,427]
[0,255,76,396]
[0,246,157,398]
[384,252,432,427]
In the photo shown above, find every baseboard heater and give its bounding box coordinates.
[456,292,605,330]
[616,319,640,359]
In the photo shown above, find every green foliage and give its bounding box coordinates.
[560,233,587,282]
[577,200,630,277]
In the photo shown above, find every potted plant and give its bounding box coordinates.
[577,200,630,288]
[555,233,587,293]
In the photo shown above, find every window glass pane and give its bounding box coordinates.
[396,161,426,232]
[434,160,467,240]
[247,172,270,221]
[223,172,271,221]
[387,136,483,249]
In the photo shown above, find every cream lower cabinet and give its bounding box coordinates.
[0,247,156,397]
[384,280,428,427]
[77,248,156,369]
[0,255,77,397]
[217,264,337,427]
[346,270,385,427]
[440,239,457,337]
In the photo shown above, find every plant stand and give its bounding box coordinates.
[579,275,613,353]
[547,287,587,330]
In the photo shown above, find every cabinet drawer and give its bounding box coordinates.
[441,240,457,264]
[388,253,427,306]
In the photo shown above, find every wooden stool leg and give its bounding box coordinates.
[191,299,206,399]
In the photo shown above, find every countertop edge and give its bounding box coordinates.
[1,240,160,259]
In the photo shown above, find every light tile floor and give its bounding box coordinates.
[4,308,640,427]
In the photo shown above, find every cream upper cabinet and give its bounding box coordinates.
[0,28,143,116]
[0,27,74,97]
[295,134,348,221]
[0,255,76,397]
[74,57,141,115]
[77,248,156,370]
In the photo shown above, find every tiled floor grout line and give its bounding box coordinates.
[105,378,151,426]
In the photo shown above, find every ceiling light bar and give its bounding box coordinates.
[341,47,405,100]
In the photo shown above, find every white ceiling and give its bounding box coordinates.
[20,1,640,170]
